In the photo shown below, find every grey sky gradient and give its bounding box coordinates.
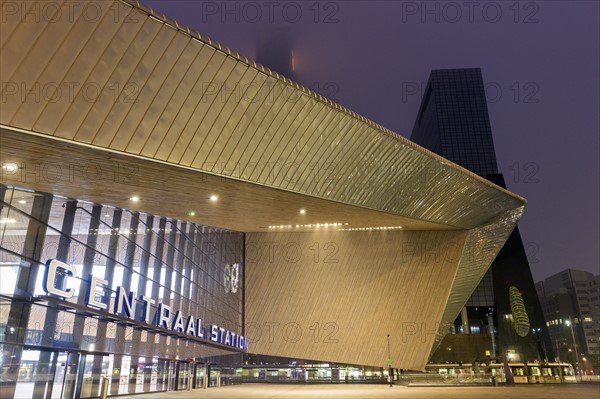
[143,0,599,281]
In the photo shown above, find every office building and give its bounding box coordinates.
[536,269,600,371]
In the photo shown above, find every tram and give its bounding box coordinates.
[425,362,577,383]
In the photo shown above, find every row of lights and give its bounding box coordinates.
[129,195,219,219]
[268,222,347,229]
[130,195,218,203]
[87,229,175,236]
[89,228,174,233]
[337,226,403,231]
[6,189,406,233]
[267,210,405,231]
[5,164,221,218]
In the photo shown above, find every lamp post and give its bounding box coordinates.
[387,334,392,387]
[533,328,547,362]
[565,319,580,380]
[551,337,563,381]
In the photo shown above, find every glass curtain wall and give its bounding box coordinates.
[0,185,244,398]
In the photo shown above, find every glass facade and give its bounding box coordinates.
[0,184,244,398]
[411,68,499,178]
[240,354,389,384]
[411,68,553,363]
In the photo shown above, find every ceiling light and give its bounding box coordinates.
[210,195,218,202]
[1,163,18,172]
[0,218,16,224]
[129,196,140,202]
[299,209,306,214]
[18,200,26,204]
[188,211,196,216]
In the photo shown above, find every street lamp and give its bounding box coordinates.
[387,334,392,387]
[565,319,580,378]
[532,327,547,362]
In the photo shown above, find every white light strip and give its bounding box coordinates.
[338,226,403,231]
[86,228,174,236]
[268,223,346,229]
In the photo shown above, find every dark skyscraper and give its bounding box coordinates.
[255,28,295,79]
[411,68,554,364]
[411,68,498,177]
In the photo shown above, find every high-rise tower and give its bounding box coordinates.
[411,68,553,363]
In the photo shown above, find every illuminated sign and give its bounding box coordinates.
[42,259,248,351]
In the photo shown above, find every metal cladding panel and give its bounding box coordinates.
[190,65,255,168]
[246,230,468,369]
[296,112,351,195]
[219,76,282,174]
[124,31,194,154]
[201,70,267,169]
[427,207,525,357]
[105,24,182,151]
[150,44,216,159]
[443,207,524,322]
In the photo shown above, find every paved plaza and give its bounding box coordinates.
[121,383,600,399]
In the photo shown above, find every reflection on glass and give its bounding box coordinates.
[0,184,244,398]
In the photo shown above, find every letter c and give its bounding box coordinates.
[43,259,76,298]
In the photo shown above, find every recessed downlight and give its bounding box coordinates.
[1,163,18,172]
[188,211,196,216]
[18,200,26,204]
[129,196,140,202]
[299,209,306,214]
[210,195,218,202]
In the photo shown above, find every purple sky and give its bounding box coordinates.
[142,0,599,281]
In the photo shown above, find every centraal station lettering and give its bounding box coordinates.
[42,259,248,351]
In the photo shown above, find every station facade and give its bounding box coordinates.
[1,1,526,397]
[0,185,245,397]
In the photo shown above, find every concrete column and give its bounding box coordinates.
[461,307,470,334]
[488,314,497,356]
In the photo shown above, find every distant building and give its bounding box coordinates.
[536,269,600,372]
[410,68,553,364]
[256,28,295,79]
